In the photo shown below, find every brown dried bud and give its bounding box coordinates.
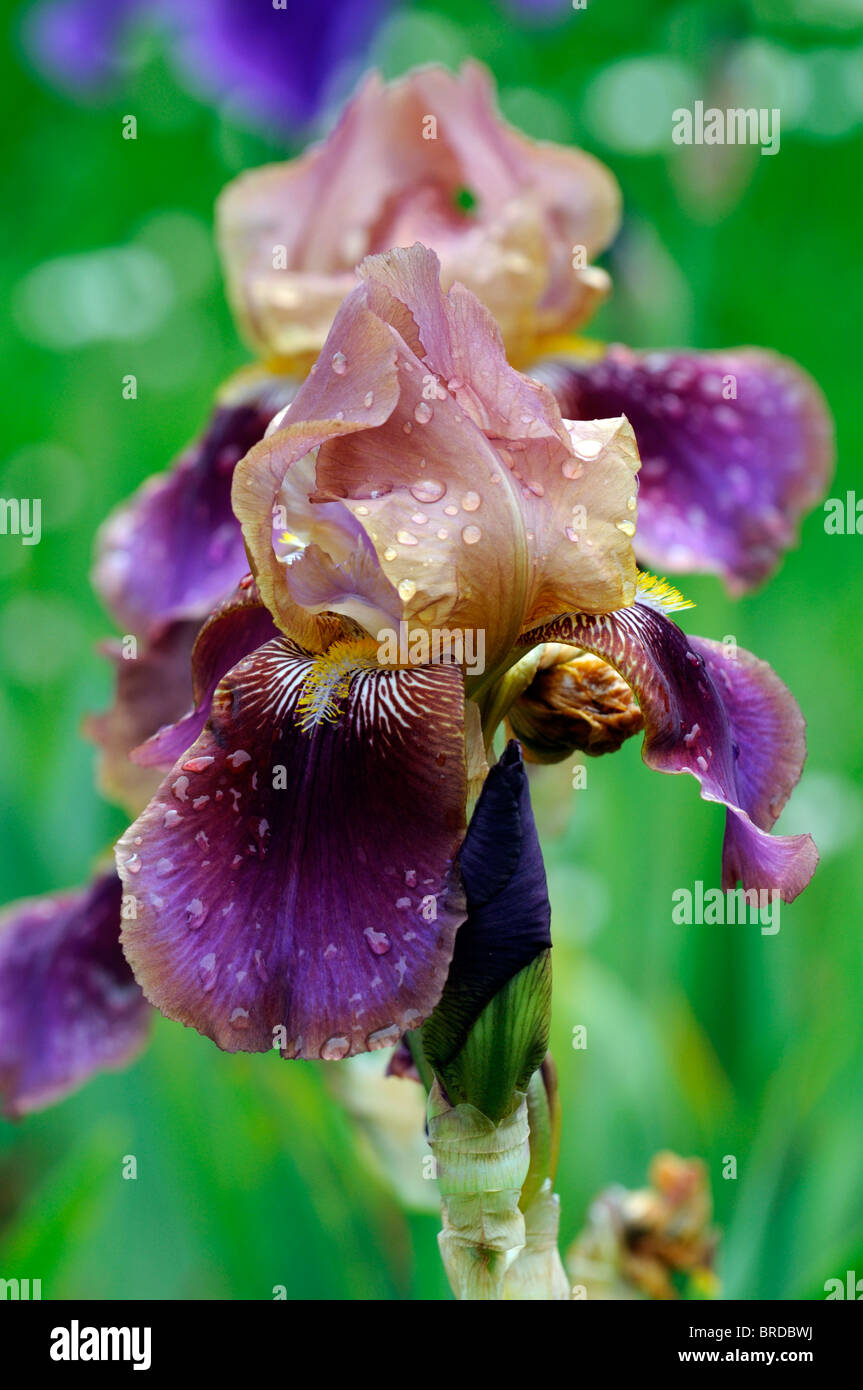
[507,648,644,763]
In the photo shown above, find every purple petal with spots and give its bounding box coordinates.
[93,374,297,635]
[0,872,150,1117]
[521,600,817,901]
[117,638,468,1059]
[133,577,279,770]
[532,347,833,591]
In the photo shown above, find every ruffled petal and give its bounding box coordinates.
[520,592,817,900]
[93,370,298,634]
[117,638,468,1059]
[233,245,638,678]
[532,346,834,591]
[0,872,150,1117]
[218,62,619,360]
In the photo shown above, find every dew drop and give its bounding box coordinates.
[383,545,398,562]
[230,1007,250,1030]
[321,1035,350,1060]
[574,438,603,460]
[436,528,449,540]
[396,529,418,546]
[414,401,433,424]
[331,351,347,375]
[199,953,218,991]
[364,926,391,955]
[368,1023,401,1050]
[398,579,417,601]
[125,852,142,875]
[616,519,636,536]
[410,511,428,525]
[363,390,374,409]
[183,756,215,773]
[410,479,446,504]
[462,525,482,545]
[461,490,481,511]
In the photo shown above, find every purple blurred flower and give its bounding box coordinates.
[22,0,393,131]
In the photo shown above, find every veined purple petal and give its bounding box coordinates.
[93,374,297,635]
[84,618,202,815]
[133,576,279,770]
[532,347,833,592]
[116,638,468,1059]
[521,598,817,901]
[0,872,150,1117]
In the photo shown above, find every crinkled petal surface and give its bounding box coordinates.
[233,245,639,676]
[93,372,298,633]
[117,638,468,1059]
[521,599,817,900]
[533,347,834,591]
[0,872,150,1117]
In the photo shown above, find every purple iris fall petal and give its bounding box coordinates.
[0,871,150,1117]
[132,576,279,771]
[116,637,468,1060]
[522,596,817,902]
[92,375,298,636]
[532,347,834,592]
[84,617,203,815]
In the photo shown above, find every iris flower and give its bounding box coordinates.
[0,65,827,1120]
[22,0,393,133]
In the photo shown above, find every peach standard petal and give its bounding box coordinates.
[232,245,639,680]
[217,62,620,363]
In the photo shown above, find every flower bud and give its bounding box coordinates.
[508,646,643,763]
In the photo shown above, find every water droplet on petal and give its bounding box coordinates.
[574,438,603,460]
[383,545,398,562]
[461,490,481,511]
[321,1035,350,1060]
[414,401,433,424]
[199,953,218,991]
[398,579,416,601]
[125,852,142,875]
[363,390,374,408]
[616,519,636,537]
[462,525,482,545]
[331,351,347,375]
[410,479,446,504]
[368,1023,401,1050]
[230,1007,250,1029]
[396,530,418,546]
[364,926,391,955]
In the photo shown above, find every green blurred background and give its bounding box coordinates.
[1,0,861,1299]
